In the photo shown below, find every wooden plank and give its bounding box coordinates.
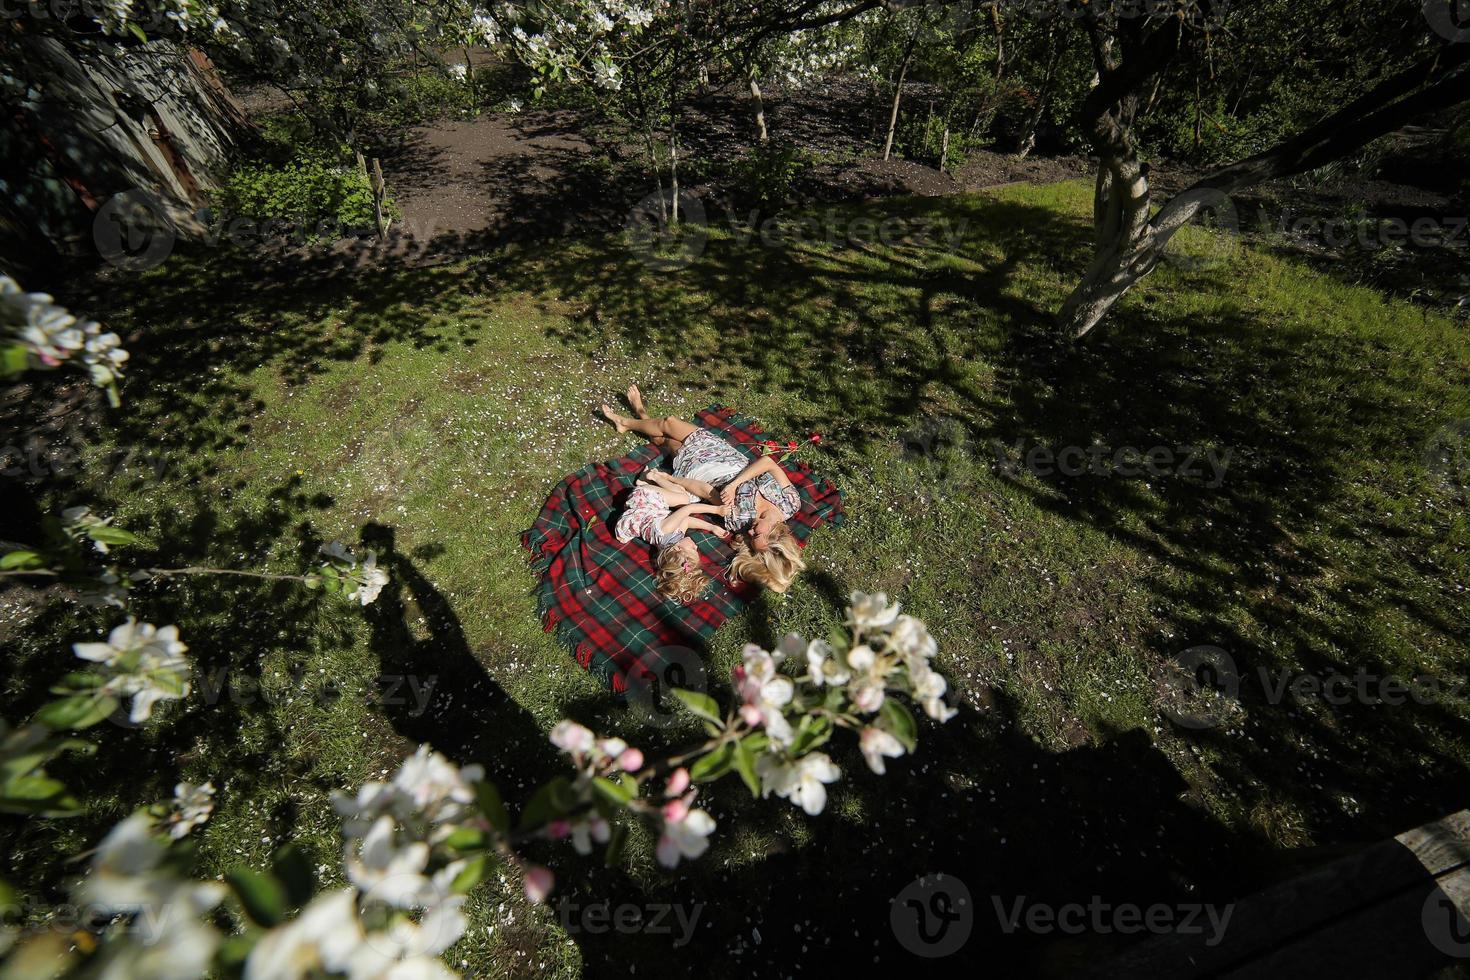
[1081,811,1470,980]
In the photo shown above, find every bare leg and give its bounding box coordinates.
[601,406,699,445]
[627,384,650,419]
[647,468,717,503]
[634,482,692,508]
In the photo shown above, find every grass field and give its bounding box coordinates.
[5,180,1469,976]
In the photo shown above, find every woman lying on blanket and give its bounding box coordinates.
[615,481,729,604]
[602,386,807,593]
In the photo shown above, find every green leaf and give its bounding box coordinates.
[0,345,30,377]
[443,826,489,852]
[689,742,735,783]
[671,687,722,724]
[518,776,571,829]
[879,699,919,752]
[271,845,315,910]
[86,525,140,547]
[215,932,258,972]
[450,854,490,893]
[790,714,834,756]
[826,625,850,655]
[0,773,82,816]
[0,551,44,570]
[35,694,119,730]
[733,737,760,796]
[126,21,148,42]
[592,776,633,808]
[226,868,288,928]
[475,780,509,835]
[603,822,628,868]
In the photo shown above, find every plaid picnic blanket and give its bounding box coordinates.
[520,406,845,694]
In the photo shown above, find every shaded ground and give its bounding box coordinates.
[5,182,1469,977]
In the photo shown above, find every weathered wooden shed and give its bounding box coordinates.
[1,30,250,273]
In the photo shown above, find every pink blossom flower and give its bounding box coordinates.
[523,864,554,904]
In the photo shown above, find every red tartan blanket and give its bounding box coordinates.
[520,406,845,694]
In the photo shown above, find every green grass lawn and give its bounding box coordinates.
[5,180,1469,977]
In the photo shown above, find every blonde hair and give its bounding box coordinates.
[655,547,710,605]
[730,523,806,594]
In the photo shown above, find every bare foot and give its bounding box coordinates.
[626,384,649,419]
[601,403,629,433]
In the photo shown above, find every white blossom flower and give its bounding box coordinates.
[345,815,434,908]
[392,744,482,818]
[75,812,226,969]
[348,551,389,605]
[859,728,905,774]
[735,646,794,745]
[593,59,622,90]
[756,753,840,815]
[245,889,364,980]
[550,720,595,756]
[168,781,216,839]
[655,802,715,867]
[847,591,900,631]
[805,639,849,686]
[624,7,654,27]
[448,62,468,82]
[568,816,611,855]
[845,645,886,714]
[890,615,937,662]
[911,663,957,722]
[73,620,190,723]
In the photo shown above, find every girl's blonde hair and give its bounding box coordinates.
[730,522,806,594]
[655,547,710,605]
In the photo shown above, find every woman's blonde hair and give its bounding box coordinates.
[730,522,806,594]
[655,547,710,605]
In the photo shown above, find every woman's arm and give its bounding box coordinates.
[719,456,792,506]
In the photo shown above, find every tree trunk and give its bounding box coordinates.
[1060,41,1470,339]
[939,126,950,172]
[748,71,768,142]
[883,29,919,161]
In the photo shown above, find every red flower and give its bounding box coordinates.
[809,432,823,444]
[787,441,798,451]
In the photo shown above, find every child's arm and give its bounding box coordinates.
[719,456,792,506]
[658,504,728,538]
[684,517,731,539]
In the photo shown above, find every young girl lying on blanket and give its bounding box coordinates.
[615,481,729,604]
[602,387,807,593]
